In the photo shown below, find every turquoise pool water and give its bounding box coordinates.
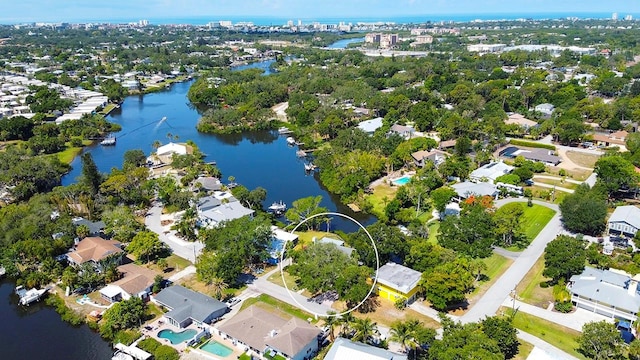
[200,340,233,357]
[157,329,197,344]
[392,175,411,185]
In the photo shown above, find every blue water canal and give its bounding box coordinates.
[63,72,376,233]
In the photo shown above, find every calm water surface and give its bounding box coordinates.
[63,79,376,232]
[0,280,113,360]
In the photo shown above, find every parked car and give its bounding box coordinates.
[226,297,241,307]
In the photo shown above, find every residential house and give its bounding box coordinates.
[357,117,384,135]
[99,263,157,303]
[153,285,228,328]
[268,226,299,264]
[499,146,561,166]
[67,236,123,267]
[451,181,500,201]
[375,262,422,304]
[389,123,415,140]
[469,161,514,184]
[147,142,192,166]
[325,337,407,360]
[592,131,628,150]
[608,205,640,238]
[568,267,640,323]
[438,139,457,150]
[217,304,321,360]
[316,237,355,257]
[193,176,222,192]
[196,193,255,228]
[505,113,538,131]
[411,149,448,168]
[71,217,105,236]
[534,103,555,118]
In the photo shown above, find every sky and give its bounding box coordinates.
[3,0,640,24]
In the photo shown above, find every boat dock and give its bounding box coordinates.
[100,136,116,146]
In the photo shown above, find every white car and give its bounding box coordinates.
[226,297,241,307]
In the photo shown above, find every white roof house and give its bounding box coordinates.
[451,181,499,200]
[156,142,188,156]
[357,117,384,135]
[469,161,514,184]
[534,103,555,117]
[325,337,407,360]
[608,205,640,238]
[376,262,422,302]
[197,196,255,228]
[569,267,640,323]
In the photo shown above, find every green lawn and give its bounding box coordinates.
[366,183,398,219]
[504,308,585,360]
[100,103,117,115]
[57,146,84,164]
[520,203,556,241]
[427,221,439,244]
[240,294,318,323]
[469,253,513,298]
[533,178,579,190]
[516,255,553,307]
[514,340,534,360]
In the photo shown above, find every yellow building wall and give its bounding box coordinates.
[377,283,418,302]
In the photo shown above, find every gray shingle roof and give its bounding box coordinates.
[376,262,422,295]
[154,285,227,324]
[609,206,640,230]
[451,181,499,199]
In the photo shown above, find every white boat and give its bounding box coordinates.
[268,201,287,214]
[296,150,307,157]
[286,137,296,145]
[304,163,317,172]
[15,285,49,306]
[100,135,116,146]
[278,127,292,135]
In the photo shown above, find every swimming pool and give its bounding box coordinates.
[157,329,197,344]
[391,175,411,186]
[200,340,233,357]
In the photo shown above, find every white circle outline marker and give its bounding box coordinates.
[280,212,380,317]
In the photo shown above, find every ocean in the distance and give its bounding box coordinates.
[27,12,634,25]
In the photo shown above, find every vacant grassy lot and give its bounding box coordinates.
[504,307,585,360]
[520,204,556,241]
[468,254,513,303]
[533,178,579,190]
[294,230,342,246]
[516,255,553,307]
[546,167,592,181]
[346,298,440,329]
[427,221,440,244]
[528,185,567,204]
[241,294,318,324]
[565,151,600,168]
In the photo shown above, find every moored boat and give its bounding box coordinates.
[15,285,49,306]
[268,200,287,215]
[286,137,296,145]
[100,135,116,146]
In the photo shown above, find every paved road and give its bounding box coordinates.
[460,199,561,324]
[145,203,204,263]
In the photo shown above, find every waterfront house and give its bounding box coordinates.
[357,117,384,135]
[316,237,356,258]
[217,304,321,360]
[67,236,123,267]
[375,262,422,304]
[325,337,407,360]
[147,142,192,166]
[568,267,640,324]
[268,226,299,264]
[411,149,448,168]
[99,263,157,303]
[193,176,222,192]
[196,194,255,228]
[469,161,514,184]
[153,285,228,328]
[608,205,640,238]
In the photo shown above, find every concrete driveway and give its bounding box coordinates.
[145,203,204,263]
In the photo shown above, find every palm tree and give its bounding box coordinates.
[352,317,378,344]
[208,277,228,299]
[323,311,339,342]
[339,312,355,338]
[152,140,162,151]
[389,320,418,354]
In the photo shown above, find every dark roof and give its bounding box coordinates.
[72,217,105,235]
[197,196,222,212]
[154,285,227,324]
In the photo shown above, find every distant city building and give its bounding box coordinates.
[626,15,634,21]
[612,12,619,20]
[365,33,397,48]
[467,43,506,53]
[138,19,149,26]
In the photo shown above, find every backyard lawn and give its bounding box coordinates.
[240,294,318,324]
[503,307,585,360]
[426,221,439,244]
[516,255,553,307]
[366,182,398,219]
